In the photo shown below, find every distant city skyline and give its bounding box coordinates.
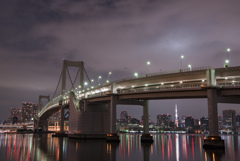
[1,1,240,122]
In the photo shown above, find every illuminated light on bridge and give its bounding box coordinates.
[35,60,240,145]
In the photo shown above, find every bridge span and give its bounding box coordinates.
[35,60,240,147]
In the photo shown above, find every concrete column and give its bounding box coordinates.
[34,118,39,132]
[206,69,216,86]
[207,89,219,136]
[60,106,65,133]
[110,95,117,133]
[45,120,48,132]
[143,100,149,134]
[141,100,153,143]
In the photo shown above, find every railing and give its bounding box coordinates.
[38,66,240,118]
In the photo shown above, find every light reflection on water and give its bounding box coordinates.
[0,133,240,161]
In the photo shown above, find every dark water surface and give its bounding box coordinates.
[0,133,239,161]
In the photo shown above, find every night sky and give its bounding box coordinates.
[1,0,240,122]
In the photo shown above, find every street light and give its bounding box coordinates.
[98,76,101,85]
[146,61,151,75]
[134,72,138,78]
[225,48,230,67]
[188,64,192,71]
[108,72,112,81]
[180,55,184,71]
[124,67,127,79]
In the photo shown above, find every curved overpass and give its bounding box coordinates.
[38,66,240,119]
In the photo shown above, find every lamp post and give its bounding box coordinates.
[107,72,112,83]
[188,64,192,71]
[180,55,184,71]
[134,72,138,78]
[98,76,101,85]
[225,48,230,67]
[146,61,151,75]
[124,67,127,79]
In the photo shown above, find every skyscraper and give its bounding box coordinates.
[223,109,236,129]
[120,111,128,123]
[22,102,38,123]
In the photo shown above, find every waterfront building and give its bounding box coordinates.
[236,115,240,127]
[181,114,187,127]
[223,109,236,129]
[157,114,168,127]
[200,117,209,131]
[185,116,194,127]
[130,118,140,124]
[10,107,22,124]
[119,111,128,123]
[22,102,38,123]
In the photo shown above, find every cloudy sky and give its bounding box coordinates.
[1,0,240,122]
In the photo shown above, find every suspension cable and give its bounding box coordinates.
[66,66,75,90]
[83,67,92,86]
[52,70,63,99]
[73,68,80,85]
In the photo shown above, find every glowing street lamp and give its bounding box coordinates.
[134,72,138,78]
[180,55,184,71]
[188,64,192,71]
[146,61,151,74]
[225,48,230,67]
[123,67,127,79]
[98,76,102,85]
[108,72,112,81]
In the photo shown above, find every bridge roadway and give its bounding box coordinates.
[35,61,240,147]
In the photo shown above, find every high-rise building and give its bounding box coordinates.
[218,115,223,128]
[130,118,140,124]
[223,109,236,128]
[32,104,38,118]
[181,114,187,127]
[10,107,22,124]
[120,111,128,123]
[157,114,168,127]
[185,116,194,127]
[22,102,36,123]
[200,117,209,131]
[236,115,240,127]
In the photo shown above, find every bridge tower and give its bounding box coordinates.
[38,95,50,112]
[60,60,84,133]
[34,95,50,132]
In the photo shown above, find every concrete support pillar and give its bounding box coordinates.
[34,118,39,132]
[107,95,119,142]
[143,100,149,134]
[45,120,48,132]
[60,106,65,133]
[141,100,153,143]
[203,88,224,149]
[206,69,216,86]
[110,95,117,133]
[207,89,219,136]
